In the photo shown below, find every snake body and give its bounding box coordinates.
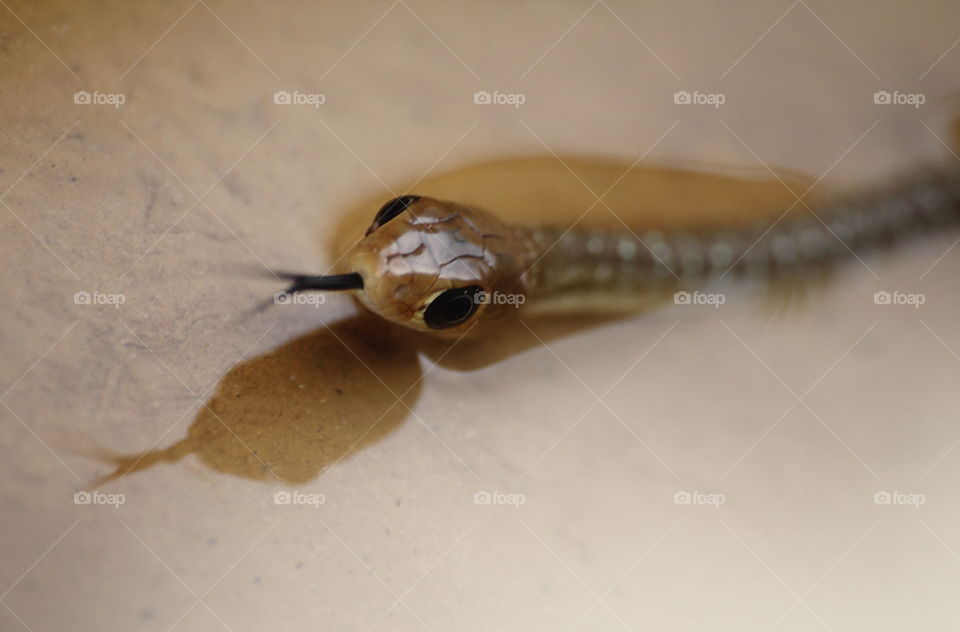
[284,165,960,336]
[516,168,960,303]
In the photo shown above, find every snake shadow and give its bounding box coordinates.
[88,310,621,486]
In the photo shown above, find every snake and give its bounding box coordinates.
[276,166,960,338]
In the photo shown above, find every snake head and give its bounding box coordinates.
[276,196,528,338]
[348,196,528,337]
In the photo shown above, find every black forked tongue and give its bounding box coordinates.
[277,272,364,294]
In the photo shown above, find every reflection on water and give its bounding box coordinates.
[91,156,812,486]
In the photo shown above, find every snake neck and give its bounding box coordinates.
[514,166,960,306]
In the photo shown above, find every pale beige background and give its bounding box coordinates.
[2,1,960,630]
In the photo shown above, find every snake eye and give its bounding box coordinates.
[424,285,482,329]
[367,195,420,234]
